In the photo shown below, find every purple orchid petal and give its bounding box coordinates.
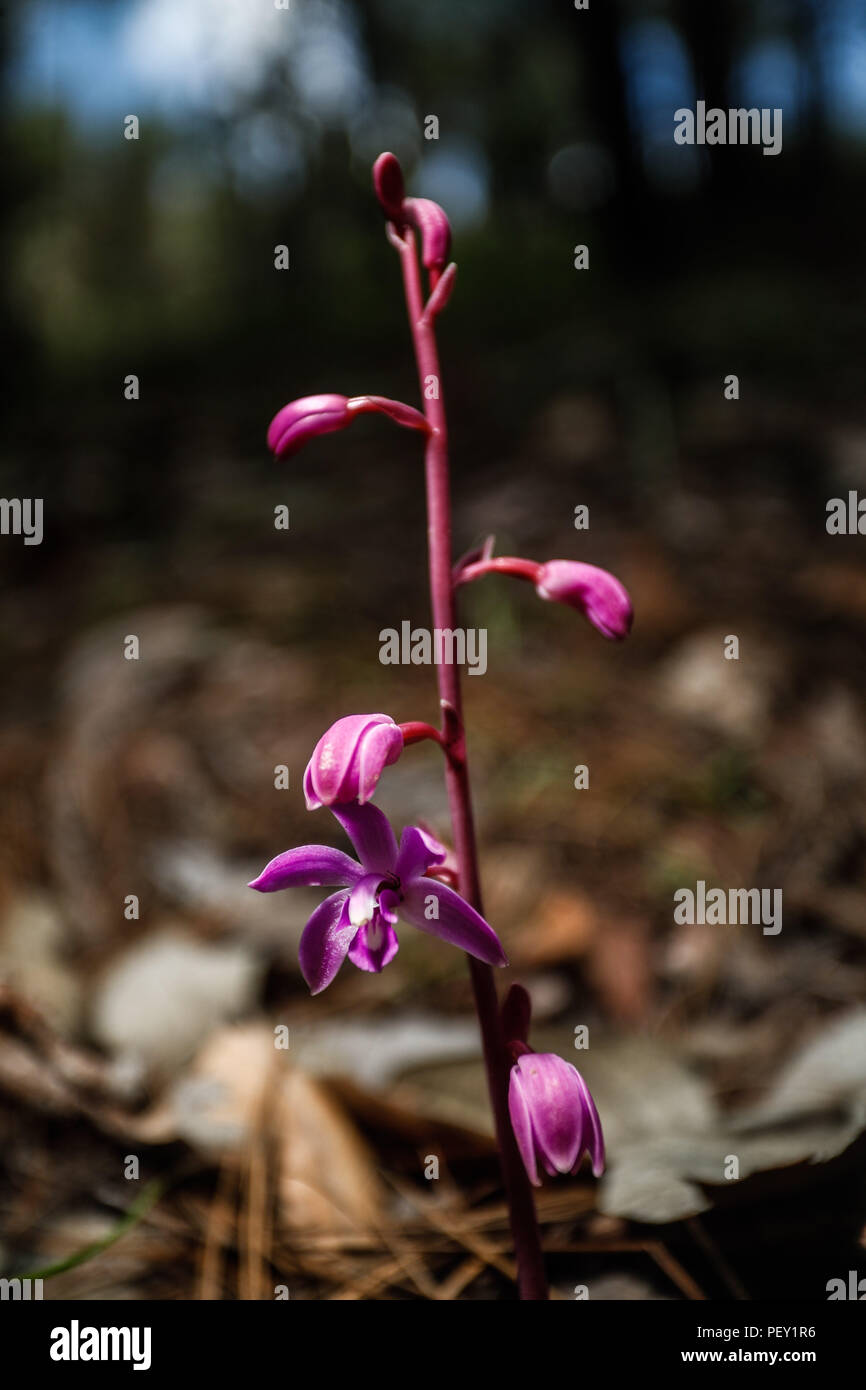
[507,1054,605,1184]
[248,845,362,893]
[574,1070,605,1176]
[513,1054,584,1175]
[399,879,507,966]
[417,825,450,860]
[347,912,400,973]
[331,800,398,876]
[267,394,352,458]
[356,720,404,803]
[304,715,372,807]
[298,891,358,994]
[508,1066,540,1187]
[377,886,400,925]
[304,713,402,809]
[348,871,386,927]
[535,560,633,641]
[395,825,447,883]
[302,760,317,809]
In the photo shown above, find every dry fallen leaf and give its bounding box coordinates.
[169,1022,382,1235]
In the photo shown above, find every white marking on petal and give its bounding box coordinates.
[319,742,337,770]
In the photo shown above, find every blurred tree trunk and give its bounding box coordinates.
[672,0,739,219]
[583,0,658,275]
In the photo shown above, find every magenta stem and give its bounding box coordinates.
[395,230,549,1300]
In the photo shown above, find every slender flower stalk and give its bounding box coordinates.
[385,190,551,1300]
[398,719,448,749]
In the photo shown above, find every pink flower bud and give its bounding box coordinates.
[508,1053,605,1185]
[372,152,406,221]
[402,196,452,272]
[268,393,429,459]
[303,714,403,809]
[267,394,352,458]
[535,560,633,641]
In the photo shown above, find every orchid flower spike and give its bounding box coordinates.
[508,1053,605,1186]
[535,560,633,641]
[304,713,403,809]
[249,801,507,993]
[267,393,428,459]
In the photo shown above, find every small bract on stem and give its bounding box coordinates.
[250,150,634,1301]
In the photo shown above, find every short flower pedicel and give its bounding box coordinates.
[251,153,633,1299]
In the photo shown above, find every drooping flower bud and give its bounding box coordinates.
[267,394,352,458]
[508,1053,605,1186]
[535,560,633,641]
[402,196,452,273]
[303,714,403,809]
[372,152,406,221]
[267,394,429,459]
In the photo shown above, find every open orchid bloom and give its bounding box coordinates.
[249,801,507,994]
[508,1053,605,1186]
[304,713,403,809]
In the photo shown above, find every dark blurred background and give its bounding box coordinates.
[2,0,866,1301]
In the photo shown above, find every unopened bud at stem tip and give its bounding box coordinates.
[373,152,405,221]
